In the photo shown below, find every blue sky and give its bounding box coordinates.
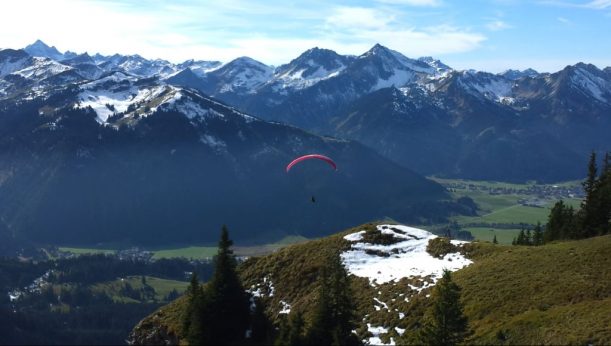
[1,0,610,72]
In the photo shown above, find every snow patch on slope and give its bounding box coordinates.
[13,57,72,80]
[571,67,610,103]
[76,82,169,123]
[371,69,416,92]
[341,225,472,286]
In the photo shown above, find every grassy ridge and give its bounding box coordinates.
[131,224,611,345]
[454,235,611,345]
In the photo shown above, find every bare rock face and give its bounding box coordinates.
[127,313,179,346]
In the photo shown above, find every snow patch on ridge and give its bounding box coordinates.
[367,324,393,346]
[76,84,168,123]
[341,225,472,286]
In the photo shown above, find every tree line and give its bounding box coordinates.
[543,152,610,243]
[182,226,471,346]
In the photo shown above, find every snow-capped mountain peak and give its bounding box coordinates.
[418,56,452,74]
[457,70,515,104]
[500,68,539,80]
[212,57,273,93]
[0,49,32,77]
[269,47,352,90]
[24,39,65,61]
[567,63,611,103]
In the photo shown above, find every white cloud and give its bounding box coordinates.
[585,0,611,9]
[539,0,611,9]
[325,7,394,30]
[374,0,442,6]
[486,20,512,31]
[322,7,486,58]
[0,0,486,65]
[557,16,572,23]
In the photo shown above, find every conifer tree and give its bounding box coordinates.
[203,225,250,345]
[251,298,272,344]
[275,315,291,346]
[418,270,469,346]
[288,311,305,346]
[306,253,361,346]
[594,151,611,235]
[183,226,250,345]
[532,222,543,246]
[275,311,305,346]
[581,151,599,237]
[492,234,498,244]
[516,229,526,245]
[182,273,204,344]
[545,201,575,242]
[525,229,532,246]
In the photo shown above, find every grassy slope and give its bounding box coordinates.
[454,235,611,345]
[59,235,311,260]
[465,227,522,245]
[132,224,611,345]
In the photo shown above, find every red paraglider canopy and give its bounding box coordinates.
[286,154,337,173]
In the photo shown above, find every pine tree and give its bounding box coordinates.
[251,298,272,344]
[182,273,204,344]
[418,270,469,346]
[306,253,361,346]
[275,311,305,346]
[288,311,305,346]
[594,151,611,235]
[525,229,532,246]
[516,229,526,245]
[307,268,333,345]
[274,315,291,346]
[202,225,251,345]
[545,201,575,242]
[492,234,498,244]
[581,151,599,238]
[532,222,543,246]
[183,226,250,345]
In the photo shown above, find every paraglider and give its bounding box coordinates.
[285,154,337,172]
[286,154,337,203]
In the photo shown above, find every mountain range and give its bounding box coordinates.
[0,41,477,250]
[0,39,609,248]
[5,40,611,183]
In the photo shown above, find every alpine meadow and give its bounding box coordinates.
[0,1,610,345]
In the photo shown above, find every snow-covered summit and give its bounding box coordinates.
[457,70,515,104]
[418,56,452,74]
[341,224,472,286]
[24,39,64,61]
[567,63,611,104]
[0,49,32,77]
[211,56,274,93]
[500,68,539,80]
[269,47,352,90]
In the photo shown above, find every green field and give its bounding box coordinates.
[92,276,189,303]
[464,227,522,244]
[59,234,311,260]
[152,246,218,260]
[430,178,584,226]
[455,198,582,225]
[58,247,116,255]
